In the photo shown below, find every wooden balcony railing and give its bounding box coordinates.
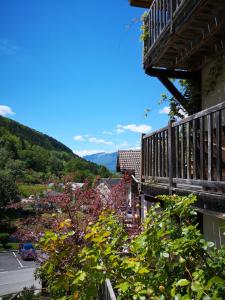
[142,0,225,70]
[141,101,225,193]
[143,0,188,56]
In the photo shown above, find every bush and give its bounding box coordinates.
[0,233,10,247]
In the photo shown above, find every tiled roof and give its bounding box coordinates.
[117,150,141,181]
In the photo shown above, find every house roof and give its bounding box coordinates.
[116,150,141,181]
[97,178,121,189]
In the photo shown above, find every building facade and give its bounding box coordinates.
[130,0,225,247]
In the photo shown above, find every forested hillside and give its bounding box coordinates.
[0,116,111,184]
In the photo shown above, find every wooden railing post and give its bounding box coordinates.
[169,0,173,33]
[168,121,175,194]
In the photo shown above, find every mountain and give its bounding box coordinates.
[0,116,111,183]
[84,152,118,172]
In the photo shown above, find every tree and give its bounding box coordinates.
[0,171,19,206]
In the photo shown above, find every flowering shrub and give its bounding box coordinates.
[37,194,225,299]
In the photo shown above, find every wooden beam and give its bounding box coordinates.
[158,76,187,109]
[145,67,196,79]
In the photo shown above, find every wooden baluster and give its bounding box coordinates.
[175,126,179,178]
[169,0,173,33]
[152,135,155,176]
[180,124,185,178]
[166,130,169,177]
[154,2,157,41]
[145,138,148,177]
[160,0,163,32]
[164,0,167,24]
[193,119,197,180]
[168,121,175,193]
[159,132,162,177]
[149,10,152,48]
[162,131,165,177]
[156,0,159,38]
[155,134,158,177]
[149,136,152,176]
[207,114,213,181]
[187,122,191,179]
[216,110,222,182]
[200,117,205,180]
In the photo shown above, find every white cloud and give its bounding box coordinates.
[116,128,125,134]
[73,135,85,142]
[0,105,15,117]
[117,124,151,133]
[159,106,188,118]
[102,130,112,135]
[116,141,130,148]
[159,106,170,114]
[74,149,106,157]
[88,137,114,146]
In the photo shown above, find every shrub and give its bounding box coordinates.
[0,233,10,247]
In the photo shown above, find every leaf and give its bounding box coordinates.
[73,271,87,284]
[205,276,224,290]
[207,241,214,248]
[162,252,169,258]
[116,282,130,293]
[176,279,190,287]
[191,281,203,292]
[137,267,149,274]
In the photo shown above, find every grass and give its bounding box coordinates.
[0,242,19,251]
[18,184,49,198]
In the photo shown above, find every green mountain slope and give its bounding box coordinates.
[0,116,73,153]
[0,116,111,183]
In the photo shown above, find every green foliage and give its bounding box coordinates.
[18,184,48,198]
[158,79,201,118]
[37,194,225,299]
[0,171,19,206]
[0,115,112,184]
[0,233,10,247]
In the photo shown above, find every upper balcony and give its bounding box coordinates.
[143,0,225,72]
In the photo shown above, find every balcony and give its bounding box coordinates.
[143,0,225,71]
[141,101,225,211]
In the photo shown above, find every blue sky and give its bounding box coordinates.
[0,0,170,156]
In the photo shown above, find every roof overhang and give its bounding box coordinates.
[129,0,152,8]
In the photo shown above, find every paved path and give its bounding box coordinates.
[0,252,41,296]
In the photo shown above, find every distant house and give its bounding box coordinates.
[117,150,141,181]
[117,150,141,215]
[96,178,121,200]
[70,183,85,191]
